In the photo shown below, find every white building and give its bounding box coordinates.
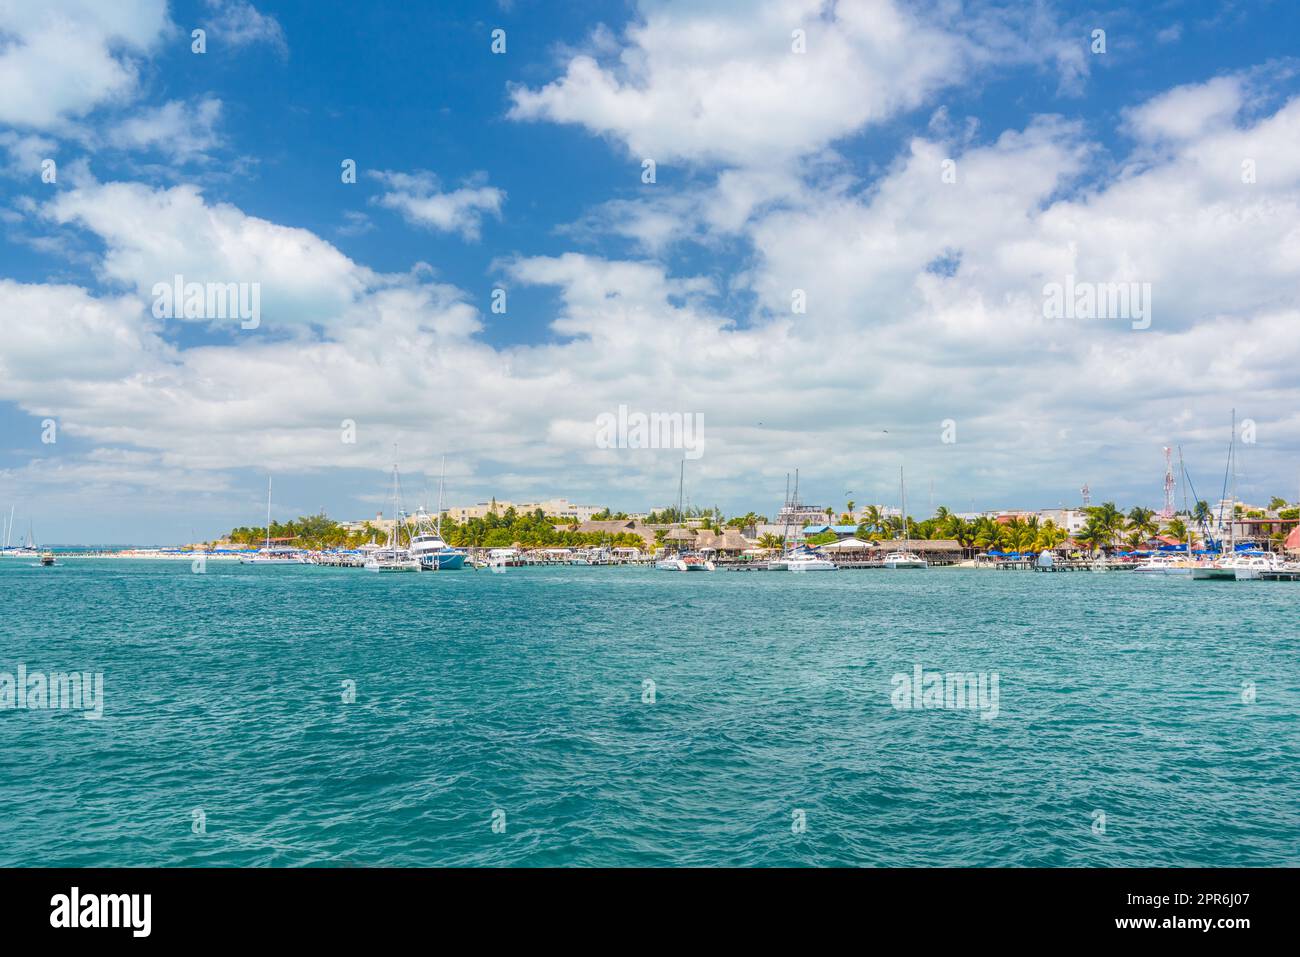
[443,498,605,523]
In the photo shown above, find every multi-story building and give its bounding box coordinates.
[443,498,605,523]
[776,502,831,527]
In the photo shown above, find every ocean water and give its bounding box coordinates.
[1,558,1296,867]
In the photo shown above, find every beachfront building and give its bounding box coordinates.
[801,524,863,542]
[751,522,805,543]
[776,501,831,527]
[340,513,400,535]
[444,498,606,523]
[693,528,754,556]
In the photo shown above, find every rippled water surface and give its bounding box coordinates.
[1,559,1296,866]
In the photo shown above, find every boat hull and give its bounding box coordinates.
[417,551,466,571]
[788,560,836,572]
[365,561,421,573]
[1191,567,1235,580]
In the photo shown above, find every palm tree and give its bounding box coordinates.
[1076,522,1104,555]
[1085,502,1125,551]
[973,517,1001,552]
[861,505,884,537]
[1034,519,1066,552]
[1166,517,1189,544]
[756,533,783,551]
[1127,506,1158,544]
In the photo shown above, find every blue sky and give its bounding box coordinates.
[2,0,1300,543]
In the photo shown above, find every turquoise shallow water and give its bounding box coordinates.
[0,558,1296,867]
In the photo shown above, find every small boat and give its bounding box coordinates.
[678,553,714,571]
[881,550,927,569]
[39,551,55,566]
[364,548,420,573]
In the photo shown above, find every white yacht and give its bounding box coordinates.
[408,460,466,570]
[1132,554,1194,575]
[1193,552,1283,581]
[407,508,466,570]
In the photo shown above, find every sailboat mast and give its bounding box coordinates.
[780,472,791,550]
[1229,409,1237,553]
[1178,446,1191,559]
[677,458,685,521]
[436,455,446,537]
[900,466,906,544]
[265,476,272,550]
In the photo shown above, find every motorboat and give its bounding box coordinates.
[1192,552,1283,581]
[1131,554,1194,575]
[408,461,466,570]
[881,550,927,569]
[364,548,420,573]
[407,508,466,570]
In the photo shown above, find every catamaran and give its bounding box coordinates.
[786,548,836,572]
[1190,411,1277,581]
[657,458,714,570]
[240,477,308,564]
[881,467,927,569]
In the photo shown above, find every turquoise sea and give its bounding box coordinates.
[1,558,1296,867]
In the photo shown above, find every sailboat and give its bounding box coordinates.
[7,519,40,560]
[408,457,466,570]
[881,467,927,569]
[1192,411,1258,581]
[364,462,420,573]
[240,477,308,564]
[656,459,713,570]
